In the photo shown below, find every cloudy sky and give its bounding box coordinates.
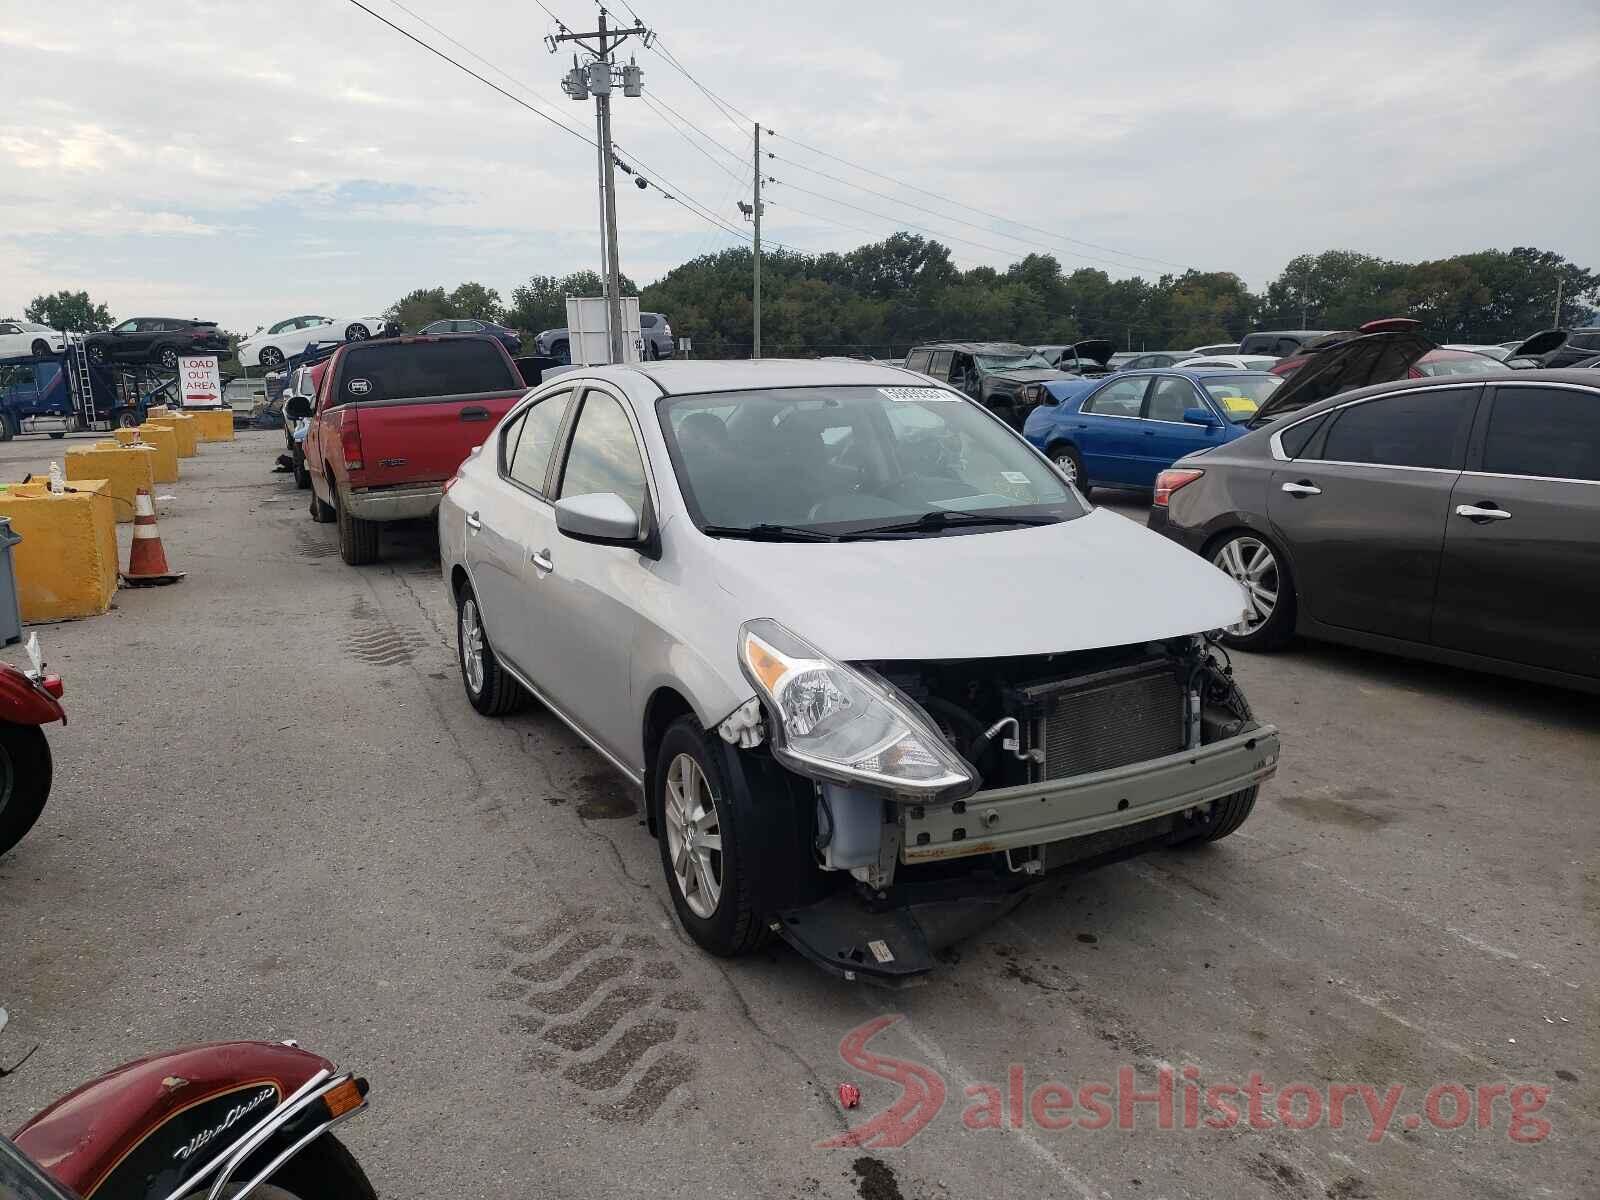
[2,0,1596,332]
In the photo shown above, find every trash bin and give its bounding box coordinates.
[0,517,22,645]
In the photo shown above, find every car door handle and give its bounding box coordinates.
[465,511,482,531]
[1280,481,1322,497]
[531,549,554,572]
[1455,503,1512,522]
[460,406,490,421]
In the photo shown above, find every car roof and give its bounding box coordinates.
[579,358,938,396]
[910,341,1031,354]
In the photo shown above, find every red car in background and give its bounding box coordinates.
[1268,318,1505,383]
[294,335,528,565]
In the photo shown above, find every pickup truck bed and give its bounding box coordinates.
[304,335,526,564]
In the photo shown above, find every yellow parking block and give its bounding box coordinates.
[65,444,157,522]
[146,413,198,457]
[0,480,118,622]
[135,423,180,482]
[189,408,236,442]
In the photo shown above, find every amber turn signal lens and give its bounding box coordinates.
[323,1079,364,1118]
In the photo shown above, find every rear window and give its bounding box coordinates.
[332,339,517,405]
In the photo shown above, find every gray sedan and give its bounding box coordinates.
[439,360,1279,980]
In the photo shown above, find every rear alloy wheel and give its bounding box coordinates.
[653,718,769,957]
[345,324,370,341]
[456,585,526,715]
[1210,531,1295,650]
[30,339,50,358]
[309,478,335,523]
[259,346,285,368]
[87,343,108,365]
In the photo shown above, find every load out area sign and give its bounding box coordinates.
[179,356,222,407]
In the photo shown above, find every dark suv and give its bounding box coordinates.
[904,341,1075,427]
[85,318,229,369]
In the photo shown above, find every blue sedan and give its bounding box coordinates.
[1022,368,1284,492]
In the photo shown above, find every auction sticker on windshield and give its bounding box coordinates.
[878,387,957,402]
[1218,394,1258,415]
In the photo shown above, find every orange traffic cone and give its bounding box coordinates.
[122,488,185,586]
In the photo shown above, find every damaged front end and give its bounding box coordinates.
[725,624,1279,985]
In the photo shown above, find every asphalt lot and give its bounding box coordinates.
[0,430,1594,1200]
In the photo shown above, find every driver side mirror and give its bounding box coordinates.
[1183,407,1221,428]
[284,396,312,420]
[555,492,649,550]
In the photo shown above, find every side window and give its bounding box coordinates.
[508,390,573,494]
[1145,376,1197,422]
[1275,338,1302,356]
[905,350,932,374]
[1482,386,1600,481]
[927,350,953,378]
[1278,414,1327,459]
[1084,377,1148,417]
[498,409,527,475]
[0,324,18,335]
[1320,388,1477,470]
[557,391,649,517]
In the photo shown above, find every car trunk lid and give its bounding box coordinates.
[1249,328,1435,427]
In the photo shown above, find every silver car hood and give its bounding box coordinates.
[707,508,1247,660]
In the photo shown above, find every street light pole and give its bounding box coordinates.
[752,121,761,360]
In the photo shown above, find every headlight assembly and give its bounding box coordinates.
[737,618,976,800]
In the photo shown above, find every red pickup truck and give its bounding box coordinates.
[303,335,527,564]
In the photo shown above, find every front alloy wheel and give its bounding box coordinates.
[259,346,285,368]
[158,346,179,369]
[663,752,724,919]
[1210,532,1295,650]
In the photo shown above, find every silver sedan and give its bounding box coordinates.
[439,360,1276,980]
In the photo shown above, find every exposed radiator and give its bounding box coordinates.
[1018,661,1187,781]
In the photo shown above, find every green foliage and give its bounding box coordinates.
[504,270,640,337]
[448,282,504,322]
[386,241,1597,357]
[24,290,112,332]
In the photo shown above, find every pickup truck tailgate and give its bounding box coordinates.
[352,391,521,488]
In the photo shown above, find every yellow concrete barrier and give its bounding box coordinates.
[136,423,180,482]
[66,444,157,522]
[146,413,198,457]
[189,409,236,442]
[0,480,118,622]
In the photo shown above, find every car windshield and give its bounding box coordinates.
[1415,350,1503,377]
[660,385,1087,537]
[974,351,1054,371]
[1201,374,1284,422]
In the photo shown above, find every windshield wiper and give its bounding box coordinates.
[838,511,1057,539]
[702,523,838,542]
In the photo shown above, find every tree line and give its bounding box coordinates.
[17,241,1596,361]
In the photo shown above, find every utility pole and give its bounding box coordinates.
[752,122,762,360]
[551,11,650,364]
[1554,276,1563,329]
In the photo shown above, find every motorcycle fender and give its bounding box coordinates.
[0,670,64,726]
[12,1041,335,1199]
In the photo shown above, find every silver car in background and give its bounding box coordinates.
[439,360,1280,982]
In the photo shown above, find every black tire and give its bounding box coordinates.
[345,324,370,341]
[1046,441,1090,496]
[309,479,335,523]
[30,339,50,358]
[335,486,379,565]
[87,343,107,365]
[1180,785,1259,844]
[157,345,179,370]
[259,346,285,369]
[293,447,311,489]
[551,339,569,364]
[0,413,14,443]
[455,582,526,716]
[48,431,65,439]
[116,407,140,429]
[1208,529,1296,651]
[242,1134,377,1200]
[0,722,52,858]
[653,717,771,958]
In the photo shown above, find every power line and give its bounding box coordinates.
[770,131,1195,273]
[643,91,747,169]
[639,93,742,183]
[344,0,595,147]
